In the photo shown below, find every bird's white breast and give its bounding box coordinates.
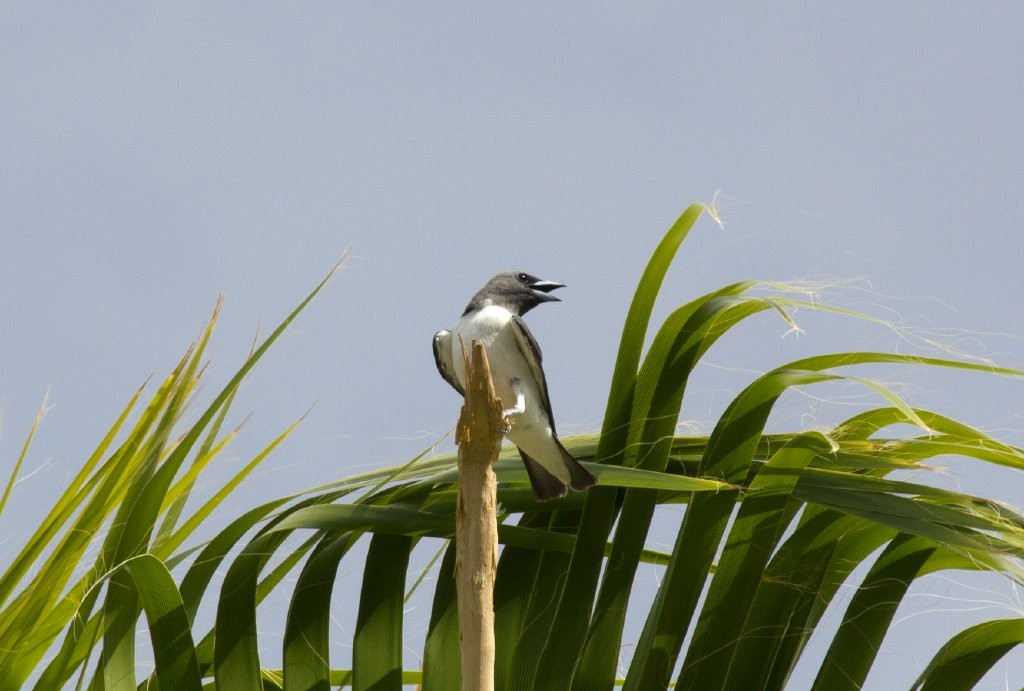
[454,305,512,345]
[450,305,513,388]
[450,306,545,426]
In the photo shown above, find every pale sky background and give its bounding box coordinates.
[3,4,1023,689]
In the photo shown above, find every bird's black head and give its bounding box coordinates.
[464,271,565,316]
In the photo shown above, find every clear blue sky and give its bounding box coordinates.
[3,5,1023,688]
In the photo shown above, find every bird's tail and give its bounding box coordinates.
[557,438,597,492]
[519,451,568,501]
[518,441,597,501]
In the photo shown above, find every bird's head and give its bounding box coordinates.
[465,271,566,316]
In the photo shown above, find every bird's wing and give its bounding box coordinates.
[508,316,558,433]
[432,330,465,396]
[510,317,598,498]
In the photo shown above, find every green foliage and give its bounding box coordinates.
[0,264,340,689]
[3,208,1024,689]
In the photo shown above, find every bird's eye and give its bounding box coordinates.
[517,272,528,282]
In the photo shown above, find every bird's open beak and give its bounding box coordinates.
[530,279,565,302]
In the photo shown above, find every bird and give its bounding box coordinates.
[433,271,597,501]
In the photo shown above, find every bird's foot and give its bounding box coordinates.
[501,405,524,434]
[503,379,526,418]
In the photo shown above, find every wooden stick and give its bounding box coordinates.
[455,341,503,691]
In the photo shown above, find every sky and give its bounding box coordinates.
[2,4,1023,688]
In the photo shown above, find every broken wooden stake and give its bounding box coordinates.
[455,340,503,691]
